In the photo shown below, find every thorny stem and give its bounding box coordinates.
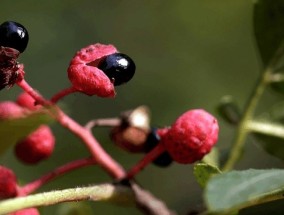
[50,86,78,103]
[19,157,97,196]
[126,143,166,179]
[16,77,126,179]
[222,43,284,171]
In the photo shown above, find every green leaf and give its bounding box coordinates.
[202,147,220,167]
[254,133,284,160]
[205,169,284,213]
[193,162,221,188]
[252,103,284,160]
[254,0,284,66]
[0,111,52,155]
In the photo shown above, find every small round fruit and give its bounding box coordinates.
[97,53,136,86]
[0,21,29,53]
[161,109,219,164]
[67,44,117,97]
[0,165,17,199]
[14,125,55,164]
[16,92,41,111]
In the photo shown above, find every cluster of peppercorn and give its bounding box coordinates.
[0,20,219,214]
[0,21,46,215]
[110,107,219,179]
[110,106,219,171]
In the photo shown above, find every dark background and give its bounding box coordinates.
[0,1,283,214]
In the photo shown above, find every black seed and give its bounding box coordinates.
[152,152,173,167]
[145,128,173,167]
[97,53,135,86]
[0,21,29,53]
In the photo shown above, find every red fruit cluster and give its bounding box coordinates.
[68,44,117,97]
[0,92,55,165]
[0,165,17,200]
[126,109,218,179]
[14,93,55,164]
[161,109,219,164]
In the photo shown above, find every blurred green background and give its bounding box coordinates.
[0,0,284,214]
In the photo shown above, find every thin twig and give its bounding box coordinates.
[131,182,177,215]
[0,182,178,215]
[19,157,97,195]
[85,118,121,130]
[50,86,78,103]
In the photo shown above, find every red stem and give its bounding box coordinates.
[56,109,125,178]
[18,157,97,196]
[16,78,126,179]
[126,143,166,179]
[16,79,51,106]
[50,86,78,103]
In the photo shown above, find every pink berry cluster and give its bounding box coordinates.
[0,41,139,213]
[0,92,55,165]
[114,109,218,164]
[0,93,50,214]
[111,108,219,178]
[0,21,220,214]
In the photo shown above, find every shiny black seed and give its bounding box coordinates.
[98,53,135,86]
[145,128,173,167]
[0,21,29,53]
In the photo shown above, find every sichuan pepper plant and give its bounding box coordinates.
[0,20,219,215]
[1,1,284,214]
